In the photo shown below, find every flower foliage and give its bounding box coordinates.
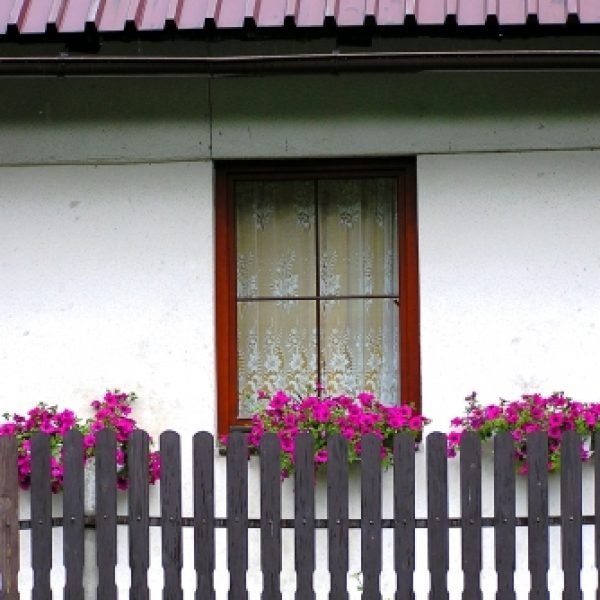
[447,391,600,474]
[0,391,160,492]
[223,390,429,479]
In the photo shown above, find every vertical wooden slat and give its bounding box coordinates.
[560,431,582,600]
[460,431,482,600]
[527,431,549,600]
[63,429,85,600]
[227,431,248,600]
[294,433,315,600]
[361,434,382,600]
[161,431,183,600]
[260,433,282,600]
[327,434,349,600]
[31,432,52,600]
[194,432,215,600]
[129,429,150,600]
[427,432,449,600]
[394,432,415,600]
[96,428,117,600]
[494,431,516,600]
[0,436,19,600]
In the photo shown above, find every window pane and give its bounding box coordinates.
[236,180,316,298]
[237,300,317,417]
[320,298,399,404]
[318,178,398,296]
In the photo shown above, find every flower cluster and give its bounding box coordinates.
[0,391,160,492]
[223,390,429,478]
[447,391,600,474]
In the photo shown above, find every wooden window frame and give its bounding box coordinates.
[215,159,420,436]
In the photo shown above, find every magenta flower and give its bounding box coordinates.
[448,391,600,474]
[226,389,428,478]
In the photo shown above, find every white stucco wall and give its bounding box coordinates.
[0,161,215,440]
[2,70,600,597]
[419,150,600,429]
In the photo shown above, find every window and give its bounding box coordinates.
[215,160,420,435]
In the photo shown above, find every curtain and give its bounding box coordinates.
[236,177,398,417]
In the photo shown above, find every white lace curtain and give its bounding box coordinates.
[236,177,399,417]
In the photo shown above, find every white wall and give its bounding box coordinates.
[418,151,600,430]
[2,72,600,597]
[0,162,215,441]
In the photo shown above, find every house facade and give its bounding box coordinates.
[1,0,600,596]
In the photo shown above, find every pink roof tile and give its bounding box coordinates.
[1,0,597,34]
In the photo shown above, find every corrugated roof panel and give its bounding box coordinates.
[254,0,286,26]
[335,0,367,26]
[174,0,208,28]
[497,0,526,24]
[17,0,53,32]
[295,0,326,26]
[95,0,132,31]
[56,0,93,32]
[0,0,14,32]
[214,0,246,27]
[2,0,600,33]
[135,0,170,29]
[456,0,486,24]
[415,0,448,24]
[578,0,600,24]
[537,0,567,24]
[374,0,407,25]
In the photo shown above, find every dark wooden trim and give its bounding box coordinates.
[215,158,421,435]
[215,167,239,437]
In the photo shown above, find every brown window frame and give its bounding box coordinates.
[215,159,420,436]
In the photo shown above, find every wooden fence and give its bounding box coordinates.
[0,428,595,599]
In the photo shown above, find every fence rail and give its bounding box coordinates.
[0,429,596,598]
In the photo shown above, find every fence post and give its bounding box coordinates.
[0,436,18,600]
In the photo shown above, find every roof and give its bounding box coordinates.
[2,0,599,36]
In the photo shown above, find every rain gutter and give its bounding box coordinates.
[1,50,600,77]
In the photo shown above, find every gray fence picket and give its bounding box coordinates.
[227,431,248,600]
[31,432,51,600]
[427,432,449,600]
[0,436,18,600]
[63,430,85,600]
[194,432,215,600]
[160,430,183,600]
[527,431,549,600]
[328,434,349,600]
[294,433,315,600]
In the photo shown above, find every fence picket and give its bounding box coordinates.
[294,433,315,600]
[96,428,117,599]
[0,436,18,600]
[160,431,183,600]
[328,434,349,600]
[460,431,482,600]
[361,434,382,600]
[260,433,282,600]
[31,432,52,600]
[527,431,549,600]
[63,430,85,600]
[129,429,150,600]
[427,432,449,600]
[2,429,600,599]
[394,432,415,600]
[227,431,248,600]
[494,431,516,600]
[194,432,215,600]
[560,430,582,600]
